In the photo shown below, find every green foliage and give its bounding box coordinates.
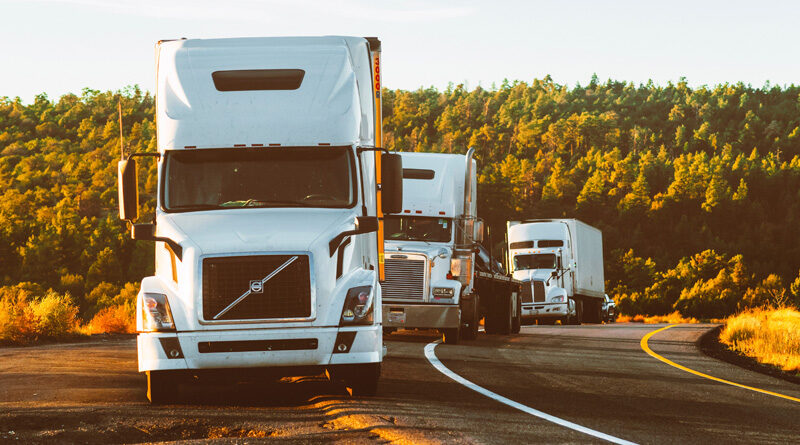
[2,79,800,323]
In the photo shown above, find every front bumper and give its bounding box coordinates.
[522,302,568,319]
[137,325,381,373]
[381,303,460,329]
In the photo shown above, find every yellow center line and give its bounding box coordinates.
[640,324,800,404]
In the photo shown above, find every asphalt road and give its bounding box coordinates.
[1,323,799,444]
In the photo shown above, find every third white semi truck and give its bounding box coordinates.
[507,219,604,325]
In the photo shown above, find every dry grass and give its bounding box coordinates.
[720,307,800,372]
[616,311,699,324]
[82,303,136,334]
[0,290,81,344]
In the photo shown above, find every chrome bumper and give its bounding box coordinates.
[382,303,460,329]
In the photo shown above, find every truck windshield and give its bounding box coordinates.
[162,147,356,211]
[514,254,556,270]
[385,216,451,242]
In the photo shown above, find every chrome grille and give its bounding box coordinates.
[533,280,546,302]
[202,254,311,321]
[382,258,426,300]
[521,282,533,303]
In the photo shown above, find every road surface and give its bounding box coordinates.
[1,323,798,444]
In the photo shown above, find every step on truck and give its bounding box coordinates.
[117,36,404,403]
[507,219,605,325]
[381,149,522,344]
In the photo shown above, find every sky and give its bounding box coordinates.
[1,0,799,104]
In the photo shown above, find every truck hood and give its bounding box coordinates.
[513,269,554,282]
[162,208,353,255]
[384,241,450,260]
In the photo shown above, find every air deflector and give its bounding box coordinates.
[212,69,305,91]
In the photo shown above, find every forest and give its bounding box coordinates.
[1,77,800,341]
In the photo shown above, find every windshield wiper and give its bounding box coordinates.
[221,199,306,208]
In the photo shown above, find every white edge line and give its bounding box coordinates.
[424,341,638,445]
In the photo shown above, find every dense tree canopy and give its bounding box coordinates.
[1,77,799,320]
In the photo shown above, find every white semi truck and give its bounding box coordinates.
[506,219,604,325]
[381,149,522,343]
[117,36,403,402]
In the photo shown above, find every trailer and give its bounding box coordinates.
[507,219,604,324]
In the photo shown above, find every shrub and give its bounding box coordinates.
[29,291,79,338]
[0,284,80,343]
[84,302,136,334]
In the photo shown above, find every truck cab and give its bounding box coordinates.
[508,221,574,324]
[507,219,605,325]
[117,36,403,402]
[380,151,480,343]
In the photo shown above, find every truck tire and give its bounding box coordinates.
[462,295,480,341]
[567,299,583,325]
[347,363,381,397]
[497,294,513,335]
[511,293,521,334]
[146,370,179,405]
[442,327,461,344]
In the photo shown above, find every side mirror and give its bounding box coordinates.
[118,159,138,221]
[132,223,183,259]
[355,216,379,234]
[381,153,403,214]
[131,223,155,240]
[329,216,379,256]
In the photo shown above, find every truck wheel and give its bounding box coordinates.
[511,294,521,334]
[146,370,179,404]
[443,327,461,344]
[498,294,513,335]
[462,295,480,341]
[347,363,381,397]
[571,299,584,325]
[565,299,581,325]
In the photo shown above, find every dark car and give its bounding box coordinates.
[601,294,616,322]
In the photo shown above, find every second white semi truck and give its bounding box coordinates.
[507,219,605,325]
[381,149,522,343]
[117,36,403,402]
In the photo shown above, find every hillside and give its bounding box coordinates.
[1,79,799,322]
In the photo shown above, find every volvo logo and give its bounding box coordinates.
[249,280,264,293]
[213,256,299,320]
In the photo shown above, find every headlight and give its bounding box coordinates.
[432,287,455,298]
[340,286,373,326]
[551,295,566,303]
[141,293,175,332]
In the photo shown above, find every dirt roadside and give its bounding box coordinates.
[0,337,430,444]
